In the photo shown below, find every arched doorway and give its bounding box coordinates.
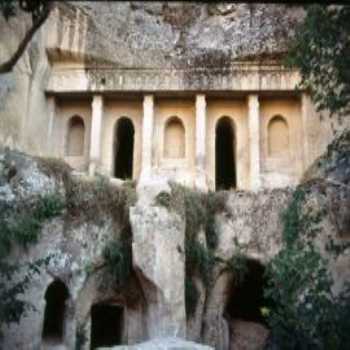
[114,118,134,179]
[215,117,236,190]
[42,280,69,344]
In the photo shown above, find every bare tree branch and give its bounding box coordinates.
[0,2,52,74]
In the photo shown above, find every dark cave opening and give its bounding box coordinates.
[42,280,69,343]
[90,304,124,349]
[216,116,236,191]
[225,259,267,325]
[114,117,134,180]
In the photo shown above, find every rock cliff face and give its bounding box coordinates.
[0,2,350,350]
[0,130,349,349]
[53,2,302,68]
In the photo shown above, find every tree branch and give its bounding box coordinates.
[0,2,52,74]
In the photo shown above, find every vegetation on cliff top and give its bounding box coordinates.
[287,5,350,117]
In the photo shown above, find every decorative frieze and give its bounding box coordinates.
[46,65,301,94]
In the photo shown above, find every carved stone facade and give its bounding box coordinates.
[0,2,343,191]
[48,64,310,191]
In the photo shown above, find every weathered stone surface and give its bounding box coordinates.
[297,129,350,295]
[130,190,186,338]
[216,188,293,263]
[229,320,269,350]
[58,2,302,68]
[97,336,213,349]
[1,129,350,350]
[1,3,350,349]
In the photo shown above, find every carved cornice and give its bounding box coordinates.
[46,64,302,94]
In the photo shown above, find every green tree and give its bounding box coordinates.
[0,0,53,73]
[287,5,350,117]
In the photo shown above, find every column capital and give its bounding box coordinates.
[247,94,259,108]
[92,94,103,108]
[196,94,206,107]
[143,94,154,104]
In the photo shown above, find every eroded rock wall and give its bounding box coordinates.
[1,129,350,350]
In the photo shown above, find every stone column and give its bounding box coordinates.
[248,94,261,190]
[89,95,103,176]
[47,96,55,157]
[301,92,310,170]
[195,94,207,190]
[140,94,154,182]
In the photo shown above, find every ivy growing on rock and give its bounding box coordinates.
[264,184,350,349]
[155,183,237,318]
[103,227,133,289]
[287,5,350,117]
[0,192,64,337]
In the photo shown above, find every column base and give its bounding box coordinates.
[194,168,208,192]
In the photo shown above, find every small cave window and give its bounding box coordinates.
[215,116,236,191]
[114,117,134,179]
[90,304,124,349]
[164,116,185,159]
[42,280,69,343]
[66,115,85,156]
[268,115,289,157]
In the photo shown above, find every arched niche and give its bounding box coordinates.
[114,117,135,179]
[164,116,186,159]
[215,116,236,190]
[268,115,289,157]
[66,115,85,156]
[42,280,69,344]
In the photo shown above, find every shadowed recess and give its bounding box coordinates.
[42,280,69,342]
[90,304,124,349]
[225,259,267,324]
[114,117,134,180]
[216,116,236,190]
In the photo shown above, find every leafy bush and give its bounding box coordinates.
[65,175,137,228]
[287,5,350,117]
[264,185,350,349]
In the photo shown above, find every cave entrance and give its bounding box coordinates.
[225,259,267,324]
[42,280,69,344]
[90,304,124,349]
[215,116,236,191]
[224,259,271,348]
[114,117,134,180]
